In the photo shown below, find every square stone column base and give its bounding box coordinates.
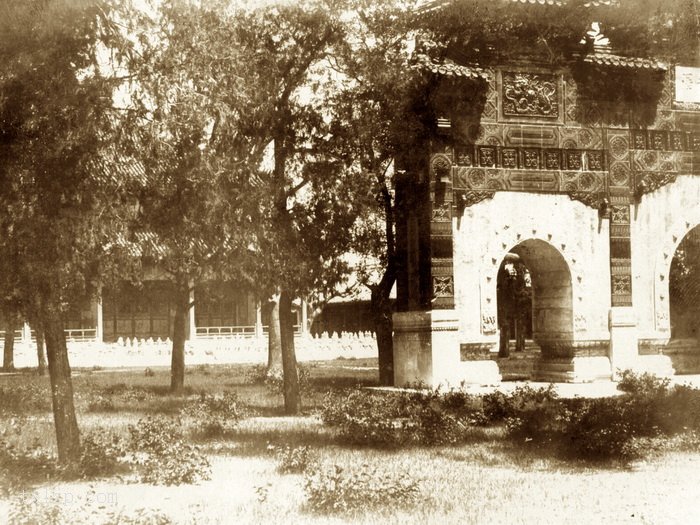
[533,356,612,383]
[609,307,639,379]
[625,355,675,377]
[393,311,501,387]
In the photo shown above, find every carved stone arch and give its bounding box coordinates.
[480,228,583,336]
[653,207,700,332]
[482,229,583,295]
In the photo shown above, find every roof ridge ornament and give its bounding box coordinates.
[580,21,611,53]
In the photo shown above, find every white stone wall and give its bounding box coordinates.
[632,175,700,341]
[453,192,611,344]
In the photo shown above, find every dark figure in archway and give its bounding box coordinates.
[497,255,532,358]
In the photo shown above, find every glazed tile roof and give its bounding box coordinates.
[583,52,668,71]
[110,230,220,260]
[510,0,618,5]
[416,0,618,12]
[413,54,490,80]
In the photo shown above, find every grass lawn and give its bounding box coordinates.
[1,358,699,524]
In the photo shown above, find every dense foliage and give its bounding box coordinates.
[321,372,700,462]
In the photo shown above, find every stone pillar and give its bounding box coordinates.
[95,290,104,343]
[187,283,196,341]
[255,299,263,338]
[605,129,673,377]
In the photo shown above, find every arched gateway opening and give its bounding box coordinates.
[669,225,700,343]
[497,239,573,359]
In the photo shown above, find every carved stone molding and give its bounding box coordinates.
[638,338,669,355]
[536,337,609,358]
[567,191,604,209]
[431,203,451,222]
[454,190,496,211]
[635,172,678,197]
[481,314,497,335]
[430,153,452,182]
[460,342,497,361]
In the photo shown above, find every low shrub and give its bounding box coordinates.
[304,464,420,514]
[78,430,128,479]
[0,417,55,493]
[320,372,700,462]
[9,491,173,525]
[85,394,117,413]
[321,389,478,447]
[275,445,316,474]
[180,392,242,438]
[501,373,700,462]
[617,370,670,396]
[127,416,210,485]
[321,390,407,446]
[502,385,562,442]
[562,398,642,461]
[481,390,511,422]
[658,384,700,434]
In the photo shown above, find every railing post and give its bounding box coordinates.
[301,299,309,336]
[188,281,196,341]
[22,322,32,345]
[95,288,104,343]
[255,299,263,338]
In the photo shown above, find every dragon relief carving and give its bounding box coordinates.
[502,72,559,119]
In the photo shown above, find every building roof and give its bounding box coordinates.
[583,51,668,72]
[413,54,490,80]
[416,0,619,13]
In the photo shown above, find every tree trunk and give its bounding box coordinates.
[3,315,17,371]
[43,309,81,464]
[279,290,300,414]
[36,328,47,376]
[170,284,189,394]
[371,272,395,386]
[267,293,283,377]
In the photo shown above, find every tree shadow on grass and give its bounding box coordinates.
[429,429,648,472]
[191,412,345,456]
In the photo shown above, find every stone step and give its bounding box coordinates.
[496,343,540,380]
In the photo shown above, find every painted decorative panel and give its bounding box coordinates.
[629,129,695,152]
